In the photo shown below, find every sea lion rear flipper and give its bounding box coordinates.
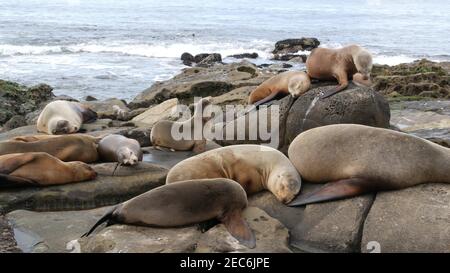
[288,178,374,206]
[82,205,118,237]
[221,210,256,249]
[246,91,279,113]
[0,153,36,174]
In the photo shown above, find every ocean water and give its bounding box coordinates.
[1,0,449,101]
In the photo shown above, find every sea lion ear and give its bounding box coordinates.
[221,210,256,249]
[0,153,36,174]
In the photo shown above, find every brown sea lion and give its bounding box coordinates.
[0,134,99,163]
[166,145,301,204]
[150,97,212,153]
[306,44,373,98]
[288,124,450,206]
[0,152,97,187]
[82,178,256,248]
[37,100,97,135]
[248,71,311,107]
[98,134,142,165]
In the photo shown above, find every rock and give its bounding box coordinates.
[249,189,374,253]
[390,101,450,132]
[0,125,39,142]
[372,59,450,98]
[0,162,168,213]
[285,84,391,146]
[288,55,308,63]
[84,95,98,101]
[272,38,320,55]
[211,86,254,106]
[122,127,151,147]
[131,98,179,127]
[272,54,307,62]
[0,215,20,253]
[181,52,195,66]
[1,115,27,132]
[0,80,54,125]
[362,183,450,253]
[194,53,222,64]
[81,119,113,132]
[228,53,258,59]
[76,207,290,253]
[129,61,259,108]
[408,128,450,148]
[196,54,223,67]
[83,98,129,119]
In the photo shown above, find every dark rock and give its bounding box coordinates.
[181,52,195,66]
[272,54,307,62]
[84,95,98,101]
[228,52,259,59]
[196,53,223,67]
[285,84,391,146]
[272,38,320,55]
[2,115,27,132]
[122,127,151,147]
[194,53,221,63]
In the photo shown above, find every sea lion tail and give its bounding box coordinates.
[82,205,118,237]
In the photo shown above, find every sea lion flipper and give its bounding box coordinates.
[82,205,118,237]
[0,174,38,188]
[221,210,256,249]
[288,178,372,206]
[0,153,36,174]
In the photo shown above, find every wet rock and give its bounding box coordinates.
[0,162,168,213]
[285,84,391,145]
[181,52,195,66]
[272,54,307,62]
[76,207,290,253]
[131,98,179,127]
[272,38,320,55]
[83,98,129,119]
[194,53,222,64]
[196,54,223,67]
[362,184,450,253]
[228,53,258,59]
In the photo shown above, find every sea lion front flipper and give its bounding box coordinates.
[221,210,256,249]
[0,153,36,174]
[288,178,374,206]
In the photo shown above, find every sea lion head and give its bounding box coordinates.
[288,73,311,97]
[50,119,77,134]
[354,50,373,80]
[267,169,301,204]
[71,162,97,181]
[117,147,139,165]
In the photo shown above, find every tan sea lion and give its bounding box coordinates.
[0,152,97,187]
[0,134,99,163]
[352,72,373,87]
[98,134,142,165]
[82,178,256,248]
[248,71,311,107]
[306,44,373,98]
[150,97,212,153]
[287,124,450,206]
[37,100,97,135]
[166,144,302,204]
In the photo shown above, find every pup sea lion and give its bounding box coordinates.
[166,145,301,204]
[0,152,97,187]
[288,124,450,206]
[98,134,142,165]
[37,100,97,135]
[150,97,212,153]
[306,44,373,98]
[0,134,99,163]
[83,178,256,248]
[248,71,311,107]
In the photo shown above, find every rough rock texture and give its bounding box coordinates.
[249,188,374,253]
[285,83,391,146]
[76,207,290,253]
[82,98,129,119]
[0,215,21,253]
[372,59,450,98]
[1,115,27,132]
[362,184,450,253]
[272,38,320,55]
[131,98,178,127]
[0,80,54,125]
[0,163,168,213]
[228,53,258,59]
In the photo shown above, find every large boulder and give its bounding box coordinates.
[272,38,320,55]
[362,183,450,253]
[285,84,391,146]
[131,98,179,127]
[0,163,168,213]
[76,207,290,253]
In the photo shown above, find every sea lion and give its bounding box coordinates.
[83,178,256,248]
[98,134,142,165]
[37,100,98,135]
[352,72,373,87]
[166,145,301,204]
[248,71,311,107]
[0,152,97,187]
[306,44,373,98]
[288,124,450,206]
[0,134,99,163]
[150,97,212,153]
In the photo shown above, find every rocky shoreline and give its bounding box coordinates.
[1,40,450,253]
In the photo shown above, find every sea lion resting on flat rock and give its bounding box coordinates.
[248,71,311,107]
[150,97,212,153]
[0,134,99,163]
[306,44,373,98]
[98,134,142,165]
[166,145,302,204]
[288,124,450,206]
[83,178,256,248]
[37,100,97,135]
[0,152,97,187]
